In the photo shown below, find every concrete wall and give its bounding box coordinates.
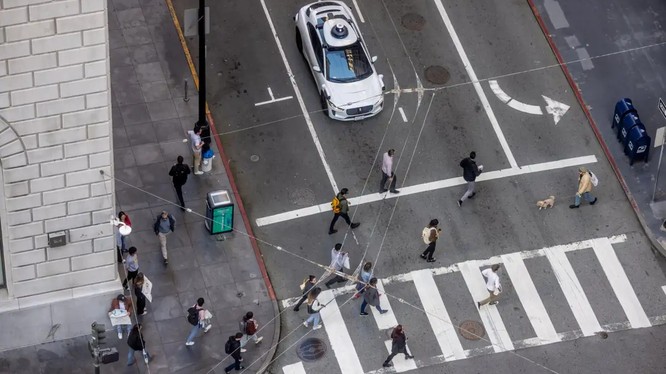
[0,0,120,350]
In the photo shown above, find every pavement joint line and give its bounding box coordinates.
[256,154,598,227]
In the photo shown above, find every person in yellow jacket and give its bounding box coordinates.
[570,167,598,208]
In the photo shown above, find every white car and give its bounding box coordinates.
[295,1,385,121]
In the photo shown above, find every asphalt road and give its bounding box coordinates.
[171,0,666,373]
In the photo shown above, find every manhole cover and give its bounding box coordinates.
[401,13,425,31]
[424,65,450,85]
[459,320,485,340]
[297,337,327,362]
[289,187,316,207]
[250,155,260,162]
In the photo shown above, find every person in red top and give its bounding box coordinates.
[116,211,132,262]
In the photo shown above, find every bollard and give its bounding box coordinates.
[183,79,190,102]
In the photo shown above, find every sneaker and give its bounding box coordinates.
[312,324,322,330]
[240,348,247,353]
[303,321,309,328]
[405,354,414,359]
[163,258,169,265]
[140,310,148,316]
[118,332,123,339]
[351,222,360,229]
[427,258,436,263]
[390,190,400,194]
[236,366,245,371]
[477,302,481,309]
[204,324,212,333]
[383,362,393,367]
[490,301,499,305]
[469,192,476,199]
[255,336,263,344]
[185,341,194,346]
[353,293,361,299]
[379,309,388,314]
[379,189,388,193]
[457,200,462,207]
[569,204,579,209]
[328,229,337,235]
[420,254,427,260]
[194,171,204,175]
[293,307,300,312]
[360,312,369,316]
[590,197,598,205]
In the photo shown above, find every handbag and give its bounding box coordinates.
[342,254,351,270]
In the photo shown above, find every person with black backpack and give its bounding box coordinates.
[169,155,191,211]
[127,324,151,366]
[185,297,210,346]
[224,333,244,372]
[457,151,483,207]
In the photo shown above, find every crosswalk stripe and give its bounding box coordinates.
[592,238,651,328]
[282,361,307,374]
[501,253,560,344]
[458,261,515,352]
[410,269,466,361]
[373,280,399,330]
[319,290,365,374]
[544,246,602,336]
[383,340,418,372]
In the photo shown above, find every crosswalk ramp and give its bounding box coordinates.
[279,234,666,373]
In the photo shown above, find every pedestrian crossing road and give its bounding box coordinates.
[277,234,666,373]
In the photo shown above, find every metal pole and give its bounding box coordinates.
[183,79,189,102]
[652,130,665,202]
[197,0,210,145]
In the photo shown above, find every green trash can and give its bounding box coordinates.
[205,190,234,234]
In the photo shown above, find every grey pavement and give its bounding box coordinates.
[0,0,277,373]
[530,0,666,254]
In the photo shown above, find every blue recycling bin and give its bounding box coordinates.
[618,112,641,145]
[624,123,650,165]
[612,98,637,132]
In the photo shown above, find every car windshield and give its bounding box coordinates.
[325,42,372,83]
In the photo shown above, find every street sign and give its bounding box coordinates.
[659,98,666,120]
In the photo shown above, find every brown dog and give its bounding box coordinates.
[536,196,555,210]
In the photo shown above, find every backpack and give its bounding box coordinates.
[422,227,433,245]
[246,320,257,335]
[589,171,599,187]
[187,307,199,326]
[225,338,234,354]
[331,196,341,213]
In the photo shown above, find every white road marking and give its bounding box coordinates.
[260,0,338,193]
[255,86,293,106]
[398,107,407,122]
[542,95,570,124]
[432,0,518,168]
[501,253,560,344]
[351,0,365,23]
[383,340,417,372]
[489,80,543,115]
[458,261,515,352]
[319,290,365,374]
[256,155,597,226]
[282,361,306,374]
[411,269,465,361]
[544,246,602,336]
[373,280,399,330]
[662,285,666,295]
[592,238,651,328]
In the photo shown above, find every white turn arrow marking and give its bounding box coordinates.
[542,95,570,125]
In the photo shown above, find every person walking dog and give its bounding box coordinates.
[570,166,598,209]
[458,151,483,207]
[382,325,414,367]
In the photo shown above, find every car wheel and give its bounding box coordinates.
[320,92,329,116]
[295,29,303,57]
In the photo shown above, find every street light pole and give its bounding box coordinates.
[197,0,210,145]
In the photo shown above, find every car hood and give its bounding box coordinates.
[326,74,384,109]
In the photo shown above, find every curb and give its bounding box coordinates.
[164,1,281,372]
[526,0,666,257]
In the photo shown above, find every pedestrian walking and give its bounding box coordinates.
[382,325,414,367]
[477,264,502,307]
[169,155,191,210]
[569,166,598,209]
[188,125,204,175]
[380,149,400,194]
[360,277,388,315]
[115,211,132,263]
[153,210,175,265]
[325,243,349,289]
[329,188,360,234]
[302,287,324,330]
[458,151,483,207]
[133,272,152,316]
[185,297,212,346]
[239,311,264,351]
[294,275,317,312]
[353,261,373,299]
[127,324,151,366]
[420,219,441,263]
[109,294,132,339]
[224,333,245,372]
[122,246,139,291]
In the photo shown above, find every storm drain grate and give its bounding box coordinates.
[459,320,485,341]
[401,13,425,31]
[424,65,450,85]
[297,338,328,362]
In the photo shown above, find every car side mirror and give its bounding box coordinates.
[313,66,321,73]
[371,56,378,63]
[321,85,330,99]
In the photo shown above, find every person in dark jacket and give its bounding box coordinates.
[329,188,360,234]
[293,275,316,312]
[169,155,191,210]
[153,211,175,265]
[382,325,414,367]
[458,151,483,207]
[127,324,151,366]
[224,333,245,372]
[360,278,388,315]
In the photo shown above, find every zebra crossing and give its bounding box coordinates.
[279,234,665,373]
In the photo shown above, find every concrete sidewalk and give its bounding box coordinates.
[0,0,278,373]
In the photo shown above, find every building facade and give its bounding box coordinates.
[0,0,119,351]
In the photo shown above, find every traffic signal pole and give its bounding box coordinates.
[197,0,210,145]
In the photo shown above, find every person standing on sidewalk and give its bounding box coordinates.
[569,166,598,209]
[360,277,388,315]
[329,188,360,234]
[185,297,212,346]
[325,243,348,289]
[420,219,441,263]
[127,324,151,366]
[153,211,175,265]
[458,151,483,207]
[239,311,264,351]
[477,264,502,307]
[354,261,373,299]
[188,125,204,175]
[224,333,245,372]
[380,149,400,194]
[169,155,191,210]
[303,287,324,330]
[115,211,132,263]
[294,275,316,312]
[382,325,414,367]
[122,246,139,291]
